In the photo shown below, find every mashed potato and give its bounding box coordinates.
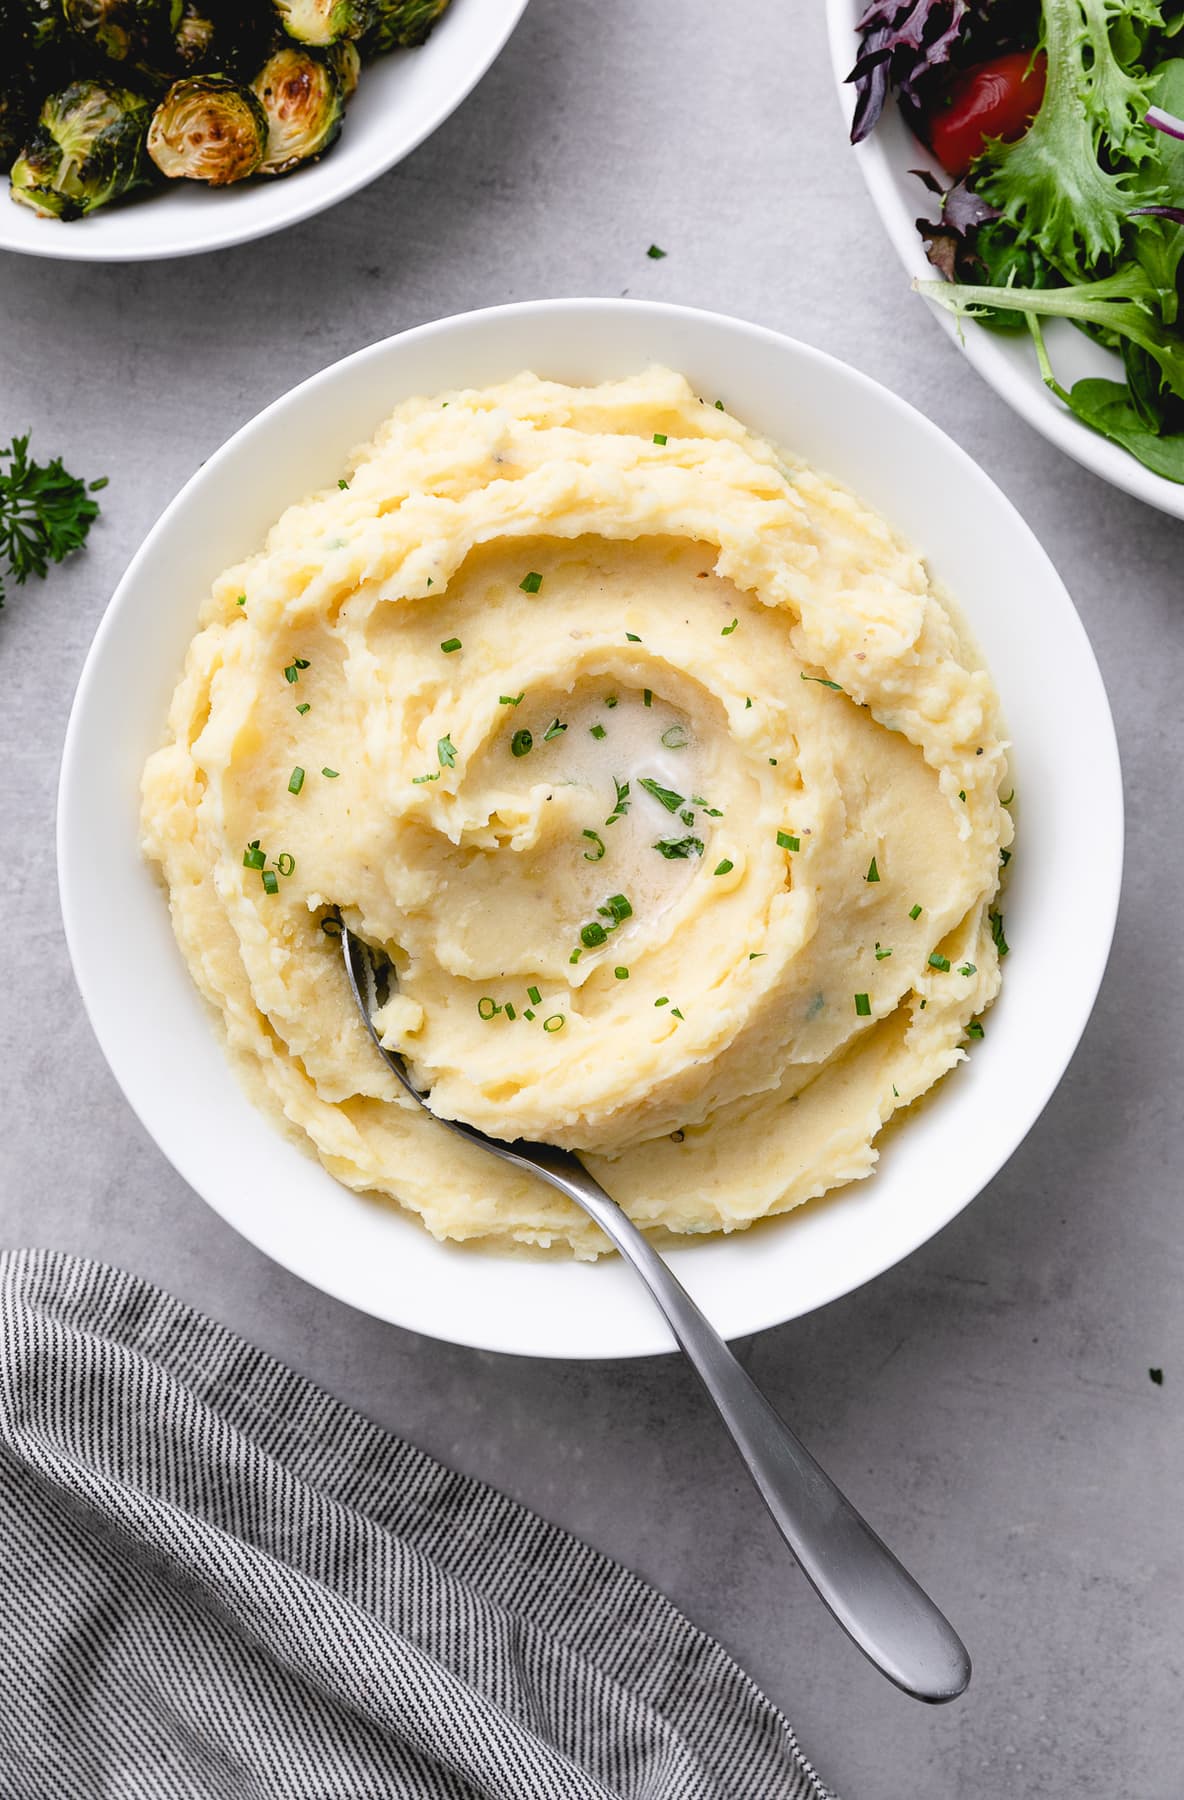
[142,367,1011,1257]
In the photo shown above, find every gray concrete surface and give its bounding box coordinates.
[1,3,1181,1795]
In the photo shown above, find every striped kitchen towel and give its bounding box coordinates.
[0,1249,832,1800]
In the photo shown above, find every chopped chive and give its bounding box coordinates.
[601,893,633,922]
[320,912,342,937]
[520,571,543,593]
[288,767,305,795]
[569,948,582,964]
[1000,847,1012,867]
[909,903,922,920]
[581,922,608,948]
[235,593,246,606]
[769,757,778,766]
[958,790,966,802]
[966,1020,985,1040]
[653,836,703,859]
[661,723,690,749]
[337,478,349,490]
[590,723,607,740]
[643,688,652,707]
[582,829,606,862]
[653,432,668,446]
[322,767,340,779]
[800,671,843,691]
[511,729,533,757]
[440,637,462,654]
[874,943,892,960]
[655,996,669,1007]
[744,697,752,709]
[295,702,310,716]
[958,962,977,977]
[426,578,433,588]
[243,840,265,870]
[477,996,500,1020]
[928,952,951,972]
[499,693,524,706]
[626,632,642,643]
[639,777,684,813]
[721,618,738,636]
[1001,787,1015,806]
[615,966,629,979]
[523,1008,536,1021]
[749,951,765,960]
[275,852,295,877]
[892,1084,899,1098]
[261,868,279,896]
[604,695,619,709]
[542,1014,565,1033]
[527,985,542,1006]
[647,243,666,259]
[714,399,724,410]
[776,830,799,852]
[504,1002,517,1020]
[437,735,457,768]
[714,859,734,876]
[854,992,871,1017]
[543,717,567,742]
[670,1007,684,1020]
[866,856,880,883]
[412,771,440,783]
[283,658,310,684]
[990,908,1010,957]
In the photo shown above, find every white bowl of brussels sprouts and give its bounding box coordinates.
[0,0,527,261]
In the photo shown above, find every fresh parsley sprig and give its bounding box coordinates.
[0,434,106,608]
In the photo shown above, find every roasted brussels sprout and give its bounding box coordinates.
[365,0,449,54]
[12,0,64,57]
[252,45,344,175]
[147,73,266,183]
[171,2,217,70]
[62,0,183,64]
[10,79,152,218]
[0,61,39,167]
[326,38,360,100]
[274,0,375,48]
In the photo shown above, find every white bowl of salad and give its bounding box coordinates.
[826,0,1184,520]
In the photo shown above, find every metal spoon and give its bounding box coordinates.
[343,926,971,1703]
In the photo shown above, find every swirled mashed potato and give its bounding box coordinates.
[142,367,1011,1257]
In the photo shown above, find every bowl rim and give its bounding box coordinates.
[0,0,529,265]
[822,0,1184,522]
[57,296,1124,1357]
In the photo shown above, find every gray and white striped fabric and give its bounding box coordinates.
[0,1250,832,1800]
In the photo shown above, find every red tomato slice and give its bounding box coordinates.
[926,51,1047,178]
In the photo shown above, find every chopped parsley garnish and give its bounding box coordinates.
[511,729,533,757]
[866,856,880,883]
[909,903,922,920]
[412,771,440,783]
[477,997,500,1020]
[714,399,724,410]
[714,859,734,876]
[437,735,457,768]
[643,688,653,707]
[499,693,524,706]
[440,637,462,654]
[874,943,892,960]
[990,908,1010,957]
[295,702,310,716]
[928,952,951,972]
[721,618,738,636]
[543,1014,565,1032]
[854,992,871,1017]
[520,571,542,594]
[582,829,605,862]
[647,243,666,259]
[615,966,629,979]
[322,767,340,780]
[1150,1368,1164,1386]
[670,1007,684,1020]
[527,985,542,1006]
[958,962,977,977]
[288,767,305,795]
[1000,847,1012,867]
[543,717,567,742]
[604,695,619,709]
[692,797,723,817]
[655,996,669,1007]
[626,632,642,643]
[749,952,765,960]
[661,723,690,749]
[640,776,684,813]
[581,921,608,948]
[744,697,752,709]
[653,836,703,859]
[605,777,630,825]
[261,868,279,896]
[243,840,265,870]
[679,808,696,827]
[653,432,668,446]
[337,478,349,490]
[965,1020,985,1040]
[590,723,607,740]
[283,658,310,684]
[776,830,799,852]
[800,671,842,692]
[235,593,246,606]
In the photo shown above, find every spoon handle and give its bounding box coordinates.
[526,1145,971,1704]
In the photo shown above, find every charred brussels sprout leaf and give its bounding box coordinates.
[0,67,39,167]
[252,45,344,175]
[63,0,183,65]
[274,0,375,48]
[10,80,153,219]
[366,0,450,55]
[326,38,360,99]
[147,74,267,184]
[12,0,65,57]
[171,2,217,71]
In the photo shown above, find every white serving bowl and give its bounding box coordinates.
[0,0,526,263]
[58,299,1122,1358]
[824,0,1184,522]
